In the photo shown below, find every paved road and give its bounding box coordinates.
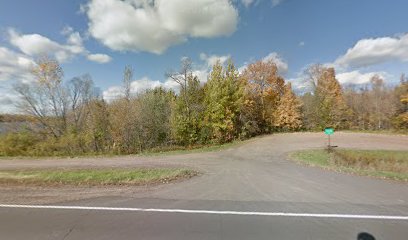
[0,132,407,239]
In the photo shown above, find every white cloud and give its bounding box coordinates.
[242,0,255,7]
[103,77,179,101]
[239,52,288,75]
[8,28,85,63]
[241,0,283,8]
[299,41,305,47]
[193,69,210,83]
[7,28,112,64]
[262,52,288,74]
[199,53,231,68]
[84,0,238,54]
[102,86,122,102]
[271,0,284,7]
[0,47,35,83]
[87,54,112,63]
[0,27,114,113]
[287,77,307,92]
[335,33,408,68]
[131,77,164,92]
[0,90,21,113]
[336,70,389,85]
[195,53,232,83]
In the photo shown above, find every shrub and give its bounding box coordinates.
[0,132,40,156]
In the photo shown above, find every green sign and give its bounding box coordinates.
[324,128,334,135]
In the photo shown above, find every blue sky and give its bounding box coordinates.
[1,0,408,112]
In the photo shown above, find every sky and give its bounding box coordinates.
[1,0,408,112]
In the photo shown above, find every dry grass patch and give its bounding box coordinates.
[292,149,408,181]
[0,168,198,186]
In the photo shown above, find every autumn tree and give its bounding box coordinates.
[305,65,349,129]
[299,92,315,130]
[342,75,402,131]
[85,98,112,152]
[368,75,396,129]
[300,65,323,130]
[203,60,243,143]
[240,59,285,135]
[136,88,175,150]
[274,82,303,131]
[14,56,68,138]
[108,66,138,154]
[343,84,371,130]
[393,74,408,129]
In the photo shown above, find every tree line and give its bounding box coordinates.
[0,56,407,156]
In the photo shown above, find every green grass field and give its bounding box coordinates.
[0,168,197,186]
[291,149,408,181]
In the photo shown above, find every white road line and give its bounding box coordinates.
[0,204,407,221]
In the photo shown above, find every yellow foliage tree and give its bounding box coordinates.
[393,75,408,129]
[240,59,285,134]
[314,67,350,129]
[274,83,303,131]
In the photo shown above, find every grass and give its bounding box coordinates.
[0,168,198,186]
[341,129,408,135]
[138,139,248,157]
[0,138,249,160]
[291,149,408,181]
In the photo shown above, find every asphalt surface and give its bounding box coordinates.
[0,132,407,240]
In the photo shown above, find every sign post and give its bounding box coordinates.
[324,127,334,150]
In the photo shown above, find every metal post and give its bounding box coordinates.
[328,134,331,149]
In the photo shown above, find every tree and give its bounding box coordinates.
[342,76,400,131]
[274,83,303,131]
[203,60,243,143]
[393,74,408,129]
[84,98,111,152]
[14,56,67,138]
[136,88,175,150]
[122,66,135,152]
[108,98,137,153]
[304,64,325,90]
[167,57,194,120]
[123,65,133,101]
[107,66,137,154]
[240,59,285,135]
[168,58,204,145]
[306,65,349,129]
[369,75,395,130]
[171,75,204,145]
[67,74,95,132]
[343,84,371,130]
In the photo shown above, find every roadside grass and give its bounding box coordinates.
[138,139,249,157]
[291,149,408,181]
[296,128,408,135]
[0,168,198,186]
[341,129,408,135]
[0,138,250,160]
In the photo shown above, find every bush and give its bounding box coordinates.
[393,113,408,130]
[0,131,98,157]
[0,132,40,156]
